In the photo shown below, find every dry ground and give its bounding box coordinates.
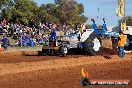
[0,39,131,88]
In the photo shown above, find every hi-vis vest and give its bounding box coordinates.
[118,34,126,46]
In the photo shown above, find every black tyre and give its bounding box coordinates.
[60,45,68,56]
[83,32,102,55]
[125,43,132,50]
[41,49,49,56]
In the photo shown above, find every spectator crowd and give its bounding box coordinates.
[0,18,75,50]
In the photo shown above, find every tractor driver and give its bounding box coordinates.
[50,30,56,46]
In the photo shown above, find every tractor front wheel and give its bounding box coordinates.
[60,45,68,56]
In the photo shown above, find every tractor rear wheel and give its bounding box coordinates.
[83,32,102,55]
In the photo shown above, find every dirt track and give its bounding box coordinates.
[0,52,132,88]
[0,39,132,88]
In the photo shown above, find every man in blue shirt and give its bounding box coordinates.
[49,30,56,46]
[91,19,97,29]
[1,36,8,51]
[50,30,56,41]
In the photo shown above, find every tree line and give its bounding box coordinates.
[0,0,88,25]
[0,0,132,26]
[119,16,132,26]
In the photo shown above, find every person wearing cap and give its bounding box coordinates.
[117,31,126,58]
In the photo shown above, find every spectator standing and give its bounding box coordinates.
[117,31,126,58]
[3,18,7,26]
[1,36,8,51]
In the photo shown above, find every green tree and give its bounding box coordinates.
[1,0,38,23]
[126,16,132,26]
[0,0,14,19]
[40,3,59,23]
[55,0,88,25]
[119,16,132,26]
[0,0,88,25]
[0,0,8,9]
[13,0,38,22]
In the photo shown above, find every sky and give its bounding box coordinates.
[33,0,132,26]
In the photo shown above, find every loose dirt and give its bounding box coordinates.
[0,39,131,88]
